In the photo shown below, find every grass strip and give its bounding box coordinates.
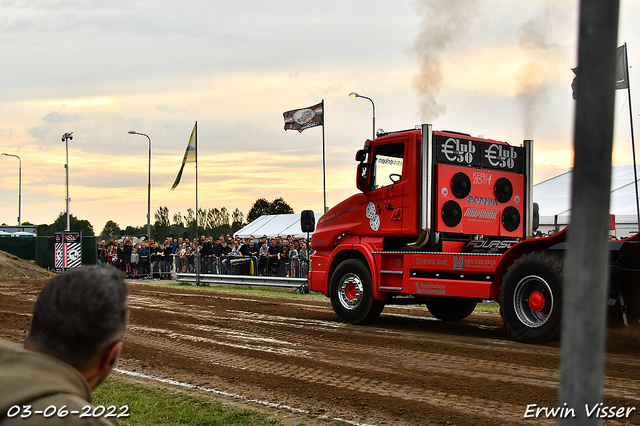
[475,301,500,314]
[136,280,327,300]
[93,377,283,426]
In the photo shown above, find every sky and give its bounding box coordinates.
[1,0,639,234]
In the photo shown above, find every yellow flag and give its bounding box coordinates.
[171,122,197,190]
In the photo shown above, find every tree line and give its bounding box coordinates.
[33,197,294,241]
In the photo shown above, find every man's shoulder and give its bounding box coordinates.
[0,341,107,425]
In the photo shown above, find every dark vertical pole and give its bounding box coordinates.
[623,43,640,231]
[558,0,620,424]
[146,134,152,279]
[195,121,200,285]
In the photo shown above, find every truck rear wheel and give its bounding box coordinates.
[618,282,640,322]
[500,251,563,344]
[330,259,384,324]
[426,297,477,321]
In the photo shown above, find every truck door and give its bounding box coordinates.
[363,140,406,236]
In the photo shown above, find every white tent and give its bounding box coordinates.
[10,231,36,237]
[533,165,640,237]
[234,213,319,239]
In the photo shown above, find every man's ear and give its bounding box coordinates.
[101,341,123,371]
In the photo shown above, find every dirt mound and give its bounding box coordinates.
[0,250,54,279]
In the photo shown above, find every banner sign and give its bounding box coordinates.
[434,134,524,174]
[54,231,82,273]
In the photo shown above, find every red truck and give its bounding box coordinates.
[309,124,640,344]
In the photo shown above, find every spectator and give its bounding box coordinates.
[268,238,281,276]
[220,240,232,273]
[131,247,140,277]
[107,236,118,247]
[179,243,187,272]
[150,242,159,275]
[124,237,133,275]
[139,243,149,276]
[289,244,299,278]
[173,238,183,273]
[96,241,104,265]
[117,242,125,272]
[299,242,309,278]
[189,240,197,273]
[163,242,173,276]
[201,236,212,273]
[106,244,113,266]
[281,245,290,277]
[230,239,241,258]
[239,238,251,257]
[211,237,224,274]
[0,265,128,426]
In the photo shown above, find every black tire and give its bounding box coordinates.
[500,251,563,344]
[426,297,477,321]
[618,281,640,322]
[330,259,384,324]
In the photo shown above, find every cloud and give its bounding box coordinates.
[41,111,81,124]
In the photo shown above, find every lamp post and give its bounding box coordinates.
[349,92,376,140]
[61,132,73,231]
[128,130,152,278]
[1,153,21,225]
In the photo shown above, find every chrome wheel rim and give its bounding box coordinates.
[513,274,554,328]
[338,273,364,310]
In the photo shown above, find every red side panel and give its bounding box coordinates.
[434,164,525,237]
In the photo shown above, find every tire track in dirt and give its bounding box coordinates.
[129,292,640,404]
[127,308,640,407]
[125,329,556,425]
[2,280,639,426]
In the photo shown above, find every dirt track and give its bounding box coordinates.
[1,278,639,425]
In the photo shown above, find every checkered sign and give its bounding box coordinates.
[54,231,82,273]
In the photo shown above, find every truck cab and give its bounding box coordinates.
[310,124,640,344]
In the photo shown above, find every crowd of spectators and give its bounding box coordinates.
[96,234,311,278]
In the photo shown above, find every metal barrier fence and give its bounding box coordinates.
[176,272,307,289]
[172,254,310,278]
[107,253,310,281]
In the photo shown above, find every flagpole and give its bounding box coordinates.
[195,121,200,285]
[623,43,640,231]
[322,99,327,213]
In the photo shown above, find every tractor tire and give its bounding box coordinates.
[619,281,640,322]
[500,251,563,344]
[426,297,477,321]
[330,259,385,324]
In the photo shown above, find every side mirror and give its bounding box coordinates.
[356,163,370,193]
[355,149,367,162]
[532,202,540,230]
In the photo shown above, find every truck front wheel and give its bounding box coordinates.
[330,259,384,324]
[500,251,563,344]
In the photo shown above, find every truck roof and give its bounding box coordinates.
[376,127,513,146]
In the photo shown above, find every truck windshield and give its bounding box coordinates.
[371,142,404,190]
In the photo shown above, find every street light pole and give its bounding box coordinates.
[128,130,152,278]
[349,92,376,140]
[2,153,21,225]
[61,132,73,231]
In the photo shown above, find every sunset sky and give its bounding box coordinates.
[1,0,639,234]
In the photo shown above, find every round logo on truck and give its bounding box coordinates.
[366,202,380,231]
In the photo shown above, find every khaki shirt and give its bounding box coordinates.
[0,340,119,425]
